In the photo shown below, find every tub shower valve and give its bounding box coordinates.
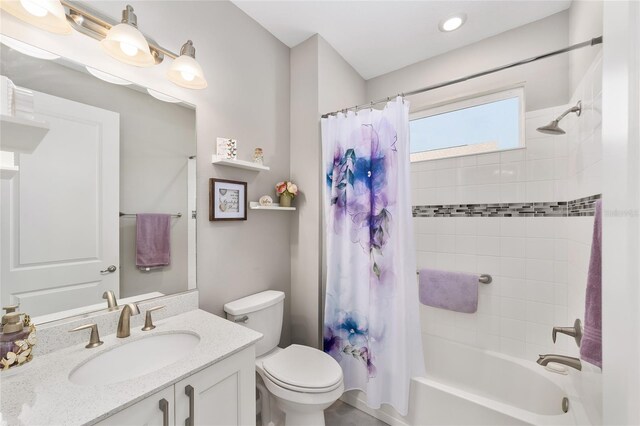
[552,318,582,347]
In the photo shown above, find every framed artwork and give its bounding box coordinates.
[209,178,247,221]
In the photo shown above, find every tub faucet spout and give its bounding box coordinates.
[537,354,582,371]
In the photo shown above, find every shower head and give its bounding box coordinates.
[536,101,582,136]
[537,120,565,135]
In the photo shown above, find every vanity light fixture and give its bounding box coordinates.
[0,34,60,60]
[100,5,155,67]
[0,0,72,34]
[167,40,207,89]
[439,13,466,32]
[147,88,181,103]
[86,66,131,85]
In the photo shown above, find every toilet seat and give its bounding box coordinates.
[262,344,343,393]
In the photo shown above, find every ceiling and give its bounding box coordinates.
[232,0,572,80]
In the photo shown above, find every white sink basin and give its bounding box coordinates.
[69,332,200,386]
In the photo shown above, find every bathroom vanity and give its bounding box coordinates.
[0,308,262,425]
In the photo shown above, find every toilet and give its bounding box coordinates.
[224,290,344,426]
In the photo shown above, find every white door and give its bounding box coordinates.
[175,347,256,426]
[95,386,174,426]
[0,89,119,316]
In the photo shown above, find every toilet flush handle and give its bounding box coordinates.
[233,315,249,323]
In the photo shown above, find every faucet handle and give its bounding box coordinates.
[142,305,165,331]
[69,323,103,349]
[552,318,582,346]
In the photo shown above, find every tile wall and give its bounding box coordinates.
[413,53,602,361]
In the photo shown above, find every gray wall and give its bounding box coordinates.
[568,0,603,92]
[1,48,195,298]
[290,35,366,347]
[366,11,571,113]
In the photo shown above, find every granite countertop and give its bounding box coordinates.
[0,309,262,425]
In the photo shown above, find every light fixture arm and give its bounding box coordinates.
[60,0,179,62]
[121,5,137,27]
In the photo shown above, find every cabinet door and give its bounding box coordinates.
[175,347,256,426]
[96,387,174,426]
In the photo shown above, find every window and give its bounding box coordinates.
[409,87,524,162]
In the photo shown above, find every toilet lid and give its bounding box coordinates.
[262,344,343,390]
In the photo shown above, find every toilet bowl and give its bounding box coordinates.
[224,291,344,426]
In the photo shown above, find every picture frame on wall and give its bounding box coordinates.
[209,178,247,221]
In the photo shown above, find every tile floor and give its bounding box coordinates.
[324,400,389,426]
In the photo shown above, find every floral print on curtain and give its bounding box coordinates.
[321,97,425,415]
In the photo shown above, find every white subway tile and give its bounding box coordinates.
[525,238,556,260]
[477,218,501,236]
[500,257,526,278]
[477,152,501,165]
[500,149,526,163]
[477,236,500,256]
[500,237,526,258]
[526,259,555,282]
[500,161,526,183]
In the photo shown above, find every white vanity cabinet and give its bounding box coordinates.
[96,347,256,426]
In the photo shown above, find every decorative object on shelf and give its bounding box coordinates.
[209,178,247,221]
[253,148,264,164]
[259,195,273,206]
[0,313,36,371]
[275,181,298,208]
[216,137,237,160]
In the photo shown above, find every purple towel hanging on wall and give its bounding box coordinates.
[418,268,479,313]
[580,200,602,368]
[136,213,171,268]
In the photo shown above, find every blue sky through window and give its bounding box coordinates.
[410,97,520,154]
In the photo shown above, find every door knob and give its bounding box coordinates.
[100,265,117,274]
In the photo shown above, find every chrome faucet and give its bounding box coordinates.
[537,354,582,371]
[117,303,140,338]
[102,290,118,310]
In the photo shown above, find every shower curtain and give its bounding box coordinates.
[321,97,425,415]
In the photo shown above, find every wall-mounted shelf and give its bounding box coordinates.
[212,156,270,172]
[0,165,19,180]
[0,114,49,154]
[249,201,296,211]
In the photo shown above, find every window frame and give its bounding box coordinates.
[409,86,526,162]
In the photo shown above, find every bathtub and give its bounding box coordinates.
[341,336,594,425]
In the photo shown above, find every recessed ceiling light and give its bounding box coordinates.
[439,13,466,32]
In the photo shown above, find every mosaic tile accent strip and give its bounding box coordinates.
[412,194,602,218]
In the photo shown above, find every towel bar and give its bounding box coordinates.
[119,212,182,218]
[416,271,492,284]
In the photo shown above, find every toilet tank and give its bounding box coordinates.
[224,290,284,356]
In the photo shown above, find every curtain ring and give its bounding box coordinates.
[370,101,374,112]
[355,105,359,116]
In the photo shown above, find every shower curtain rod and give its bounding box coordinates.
[321,36,603,118]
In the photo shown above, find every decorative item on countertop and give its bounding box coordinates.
[216,137,237,160]
[275,181,298,208]
[0,310,36,371]
[253,148,264,164]
[259,195,273,206]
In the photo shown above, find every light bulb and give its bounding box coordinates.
[20,0,48,17]
[439,13,466,32]
[180,71,195,82]
[119,41,138,57]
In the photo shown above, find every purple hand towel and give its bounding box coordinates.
[136,214,171,268]
[418,268,478,313]
[580,200,602,368]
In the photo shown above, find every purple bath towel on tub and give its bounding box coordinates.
[580,199,602,368]
[136,213,171,268]
[418,268,478,313]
